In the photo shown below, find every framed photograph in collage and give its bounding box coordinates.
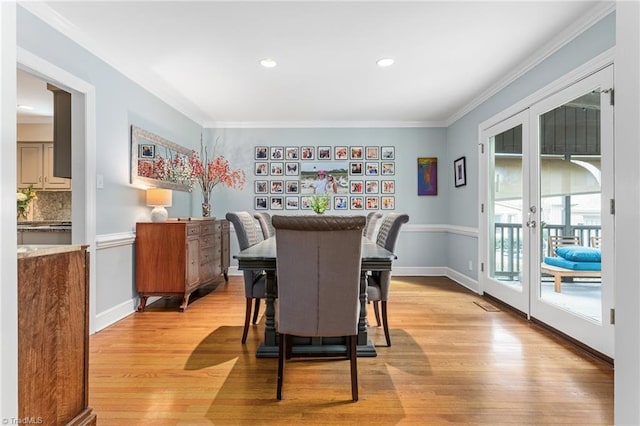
[334,196,348,210]
[255,180,268,194]
[286,196,299,210]
[381,162,395,175]
[271,196,284,210]
[350,180,364,193]
[366,146,379,160]
[270,180,284,194]
[318,146,332,159]
[255,196,268,210]
[255,146,268,160]
[381,196,395,210]
[365,196,379,210]
[301,146,315,160]
[300,196,312,210]
[365,162,379,176]
[350,162,363,175]
[381,180,395,194]
[270,146,284,160]
[285,162,299,176]
[381,146,395,160]
[335,146,348,160]
[350,146,363,160]
[350,196,364,209]
[255,162,268,176]
[365,180,379,194]
[285,146,299,160]
[270,162,284,176]
[285,180,299,194]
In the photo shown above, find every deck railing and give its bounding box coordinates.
[493,223,601,280]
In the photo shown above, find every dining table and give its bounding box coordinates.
[234,235,396,358]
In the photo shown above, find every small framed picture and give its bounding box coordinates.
[285,196,299,210]
[381,162,395,176]
[381,196,395,210]
[270,196,284,210]
[255,180,268,194]
[285,162,299,175]
[350,180,364,193]
[366,146,379,160]
[365,180,379,194]
[350,146,363,160]
[366,196,379,210]
[255,196,268,210]
[255,146,268,159]
[285,180,299,194]
[335,146,348,160]
[270,162,284,176]
[270,146,284,160]
[365,162,379,176]
[301,146,315,160]
[300,196,313,210]
[270,180,284,194]
[255,162,269,176]
[139,144,155,159]
[350,162,363,175]
[285,146,299,160]
[318,146,332,159]
[381,180,395,194]
[381,146,395,160]
[334,196,348,210]
[454,156,467,187]
[350,196,364,209]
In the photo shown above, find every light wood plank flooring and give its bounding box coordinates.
[89,276,613,425]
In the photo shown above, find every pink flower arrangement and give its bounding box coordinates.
[189,144,245,204]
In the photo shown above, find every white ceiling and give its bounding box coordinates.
[19,1,613,127]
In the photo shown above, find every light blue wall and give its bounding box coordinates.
[17,7,202,235]
[445,12,615,283]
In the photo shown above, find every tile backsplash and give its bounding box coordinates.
[27,191,72,221]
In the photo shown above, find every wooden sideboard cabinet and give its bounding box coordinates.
[136,218,229,312]
[18,245,96,425]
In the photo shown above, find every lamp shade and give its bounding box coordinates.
[146,188,172,222]
[146,188,172,207]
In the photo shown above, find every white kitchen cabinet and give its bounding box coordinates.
[17,142,71,189]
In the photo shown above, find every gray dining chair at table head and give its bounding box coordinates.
[272,214,366,401]
[368,212,409,347]
[363,211,383,240]
[225,211,267,344]
[254,212,275,240]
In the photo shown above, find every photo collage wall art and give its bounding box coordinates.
[253,145,396,211]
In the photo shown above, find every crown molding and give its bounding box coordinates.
[204,120,445,129]
[19,2,210,126]
[445,1,616,127]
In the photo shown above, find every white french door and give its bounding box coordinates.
[480,66,614,357]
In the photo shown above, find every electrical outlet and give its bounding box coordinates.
[468,260,473,271]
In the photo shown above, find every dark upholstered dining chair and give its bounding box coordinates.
[363,211,383,240]
[367,213,409,347]
[225,211,266,343]
[254,212,275,240]
[273,215,366,401]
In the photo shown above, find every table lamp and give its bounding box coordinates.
[146,188,172,222]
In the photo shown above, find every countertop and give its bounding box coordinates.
[18,221,72,233]
[17,244,85,259]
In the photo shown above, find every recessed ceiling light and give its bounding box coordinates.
[260,58,277,68]
[17,104,34,110]
[376,58,395,68]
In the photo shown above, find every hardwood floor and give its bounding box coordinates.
[88,276,613,425]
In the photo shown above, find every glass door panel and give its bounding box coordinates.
[530,66,614,357]
[481,111,530,313]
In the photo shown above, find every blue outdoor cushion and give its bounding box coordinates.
[555,245,601,262]
[544,256,601,271]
